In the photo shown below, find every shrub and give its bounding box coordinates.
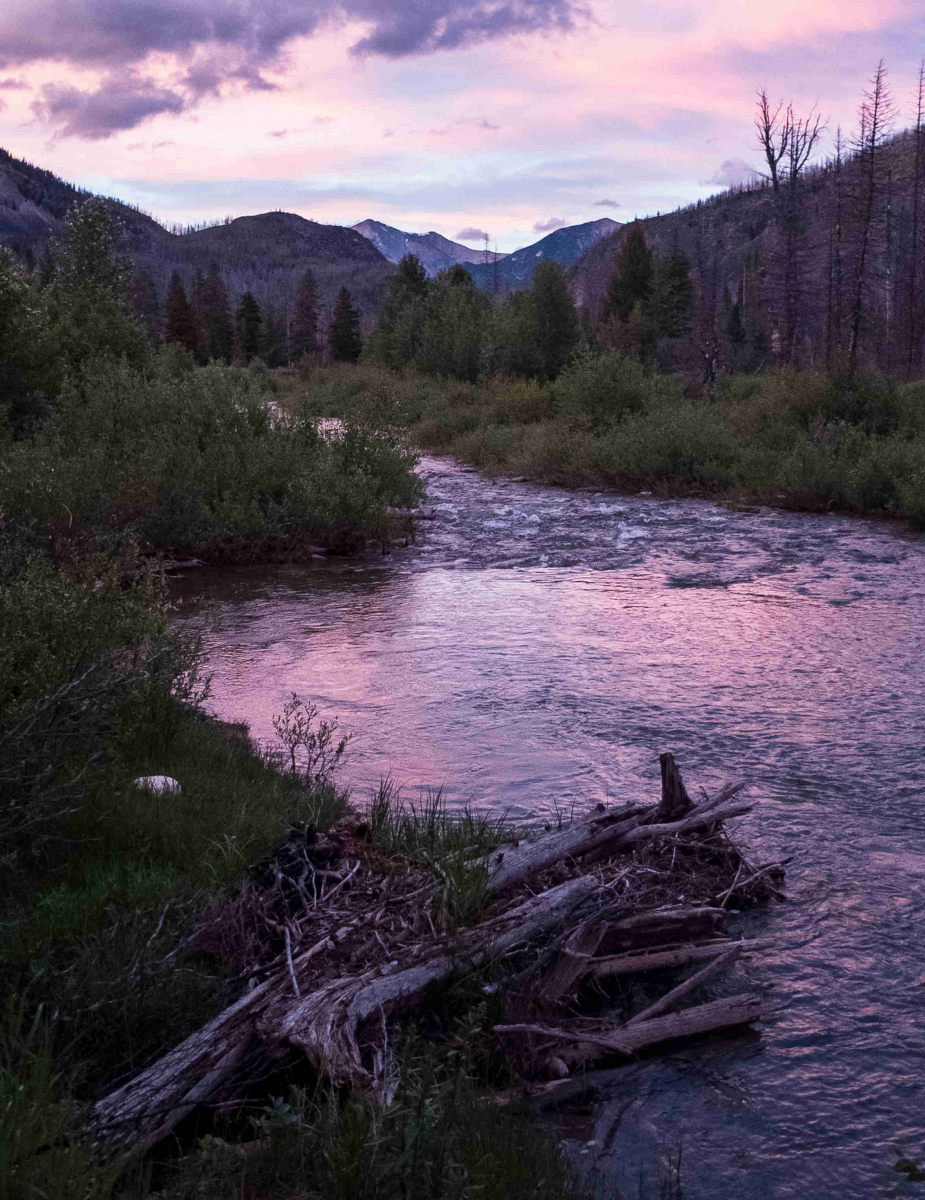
[824,370,898,436]
[551,351,667,426]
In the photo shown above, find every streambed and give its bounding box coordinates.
[170,456,925,1199]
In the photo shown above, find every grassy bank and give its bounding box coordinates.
[282,359,925,526]
[0,346,593,1194]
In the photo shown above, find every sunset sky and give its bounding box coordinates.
[0,0,923,251]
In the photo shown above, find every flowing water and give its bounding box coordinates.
[170,457,925,1199]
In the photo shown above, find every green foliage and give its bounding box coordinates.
[529,259,581,381]
[331,286,363,363]
[606,221,654,322]
[364,256,578,384]
[824,369,899,435]
[0,250,56,439]
[552,351,672,426]
[235,291,262,364]
[156,1034,590,1200]
[52,198,125,295]
[0,999,120,1200]
[650,248,694,340]
[0,353,421,549]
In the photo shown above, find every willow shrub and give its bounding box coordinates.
[0,352,422,553]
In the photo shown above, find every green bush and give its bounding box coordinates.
[0,353,422,551]
[551,351,671,426]
[824,370,898,436]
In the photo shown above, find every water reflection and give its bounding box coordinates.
[171,457,925,1200]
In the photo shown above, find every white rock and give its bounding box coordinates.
[132,775,181,796]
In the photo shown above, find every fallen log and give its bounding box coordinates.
[593,906,727,954]
[89,877,599,1149]
[86,755,780,1156]
[588,938,772,979]
[624,944,741,1025]
[478,786,750,897]
[495,992,768,1065]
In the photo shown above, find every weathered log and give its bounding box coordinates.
[479,805,653,895]
[535,922,609,1008]
[588,938,771,979]
[478,786,750,896]
[89,876,599,1149]
[495,992,768,1065]
[625,944,741,1025]
[594,906,727,955]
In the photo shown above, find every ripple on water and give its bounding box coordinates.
[171,457,925,1200]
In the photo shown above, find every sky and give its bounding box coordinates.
[1,0,924,252]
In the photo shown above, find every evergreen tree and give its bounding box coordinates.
[45,199,147,378]
[650,249,693,339]
[198,263,233,362]
[235,291,262,364]
[53,198,125,293]
[606,222,653,322]
[290,268,320,362]
[165,273,199,353]
[530,259,579,381]
[125,271,161,342]
[330,287,362,363]
[388,254,429,314]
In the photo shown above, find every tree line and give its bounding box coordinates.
[159,267,362,367]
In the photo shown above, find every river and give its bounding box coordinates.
[170,455,925,1199]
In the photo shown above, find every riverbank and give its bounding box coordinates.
[280,360,925,528]
[0,345,598,1197]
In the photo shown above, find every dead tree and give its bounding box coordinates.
[848,60,896,369]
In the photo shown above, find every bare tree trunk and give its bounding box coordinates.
[849,61,895,369]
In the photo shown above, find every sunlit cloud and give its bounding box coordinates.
[0,0,919,249]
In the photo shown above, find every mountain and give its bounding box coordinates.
[0,148,394,321]
[463,218,621,292]
[352,219,505,276]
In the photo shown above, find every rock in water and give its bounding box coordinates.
[132,775,181,796]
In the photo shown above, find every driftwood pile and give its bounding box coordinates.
[89,755,784,1152]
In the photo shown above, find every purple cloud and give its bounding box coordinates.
[33,73,185,139]
[533,216,566,232]
[3,0,581,137]
[593,198,619,207]
[0,77,28,89]
[456,226,489,241]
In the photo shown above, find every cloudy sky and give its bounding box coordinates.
[0,0,923,251]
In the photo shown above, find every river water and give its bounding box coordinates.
[171,456,925,1199]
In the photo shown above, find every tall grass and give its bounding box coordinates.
[153,1029,591,1200]
[364,780,526,928]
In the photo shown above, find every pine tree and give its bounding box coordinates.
[53,198,125,293]
[235,291,262,364]
[530,259,579,381]
[606,222,653,322]
[198,263,233,362]
[649,248,693,339]
[290,268,320,362]
[330,287,362,363]
[165,272,199,353]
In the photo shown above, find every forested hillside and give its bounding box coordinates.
[0,148,395,355]
[571,71,925,378]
